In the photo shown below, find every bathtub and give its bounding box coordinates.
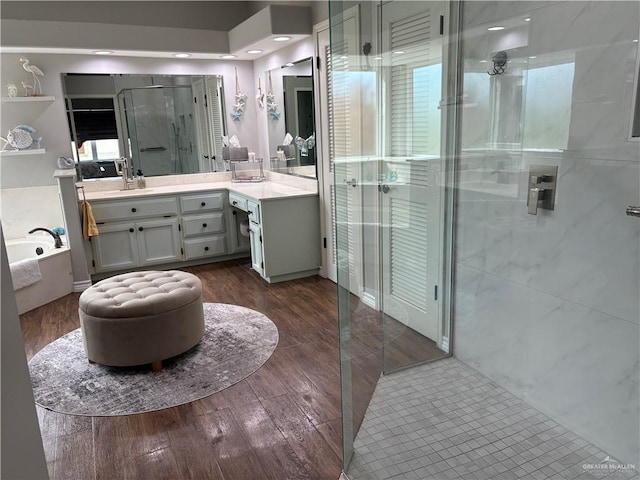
[6,237,74,315]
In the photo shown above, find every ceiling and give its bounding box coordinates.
[0,1,314,60]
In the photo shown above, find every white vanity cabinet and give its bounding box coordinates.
[179,191,228,260]
[90,196,182,272]
[229,191,320,283]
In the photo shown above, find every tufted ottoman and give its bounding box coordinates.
[79,270,204,372]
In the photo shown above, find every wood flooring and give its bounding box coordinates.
[19,260,443,480]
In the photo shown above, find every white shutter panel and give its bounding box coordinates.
[192,79,211,171]
[390,11,440,156]
[205,77,225,170]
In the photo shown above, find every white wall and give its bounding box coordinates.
[454,1,639,465]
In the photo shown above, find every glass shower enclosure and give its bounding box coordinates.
[330,0,639,478]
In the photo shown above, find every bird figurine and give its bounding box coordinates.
[19,57,44,95]
[20,81,34,97]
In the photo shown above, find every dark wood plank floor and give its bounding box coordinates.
[20,260,442,480]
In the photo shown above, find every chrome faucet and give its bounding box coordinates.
[28,228,63,248]
[114,157,136,190]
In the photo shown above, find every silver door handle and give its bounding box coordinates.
[626,206,640,217]
[344,178,357,187]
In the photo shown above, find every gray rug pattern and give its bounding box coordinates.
[28,303,279,416]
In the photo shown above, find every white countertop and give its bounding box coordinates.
[82,180,317,202]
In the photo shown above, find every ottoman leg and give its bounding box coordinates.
[151,360,163,372]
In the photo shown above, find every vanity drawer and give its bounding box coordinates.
[183,235,226,260]
[247,200,260,224]
[182,213,225,238]
[180,192,225,214]
[92,196,179,222]
[229,193,248,212]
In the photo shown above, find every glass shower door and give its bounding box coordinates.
[330,0,459,474]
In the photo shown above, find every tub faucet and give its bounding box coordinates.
[28,228,63,248]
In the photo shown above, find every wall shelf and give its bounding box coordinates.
[0,148,46,157]
[1,96,56,131]
[1,96,56,104]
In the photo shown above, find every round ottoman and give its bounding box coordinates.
[79,270,204,371]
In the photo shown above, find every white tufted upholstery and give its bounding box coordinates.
[79,270,204,368]
[79,270,202,318]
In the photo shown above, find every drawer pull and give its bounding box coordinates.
[248,210,253,215]
[202,223,207,228]
[129,228,134,233]
[232,200,238,206]
[138,226,144,232]
[204,246,209,251]
[201,202,206,207]
[131,207,137,213]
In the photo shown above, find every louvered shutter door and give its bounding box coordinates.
[205,78,225,170]
[192,79,211,171]
[382,3,441,341]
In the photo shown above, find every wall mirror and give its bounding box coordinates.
[62,73,226,181]
[266,57,317,179]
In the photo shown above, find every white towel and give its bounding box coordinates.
[9,258,42,290]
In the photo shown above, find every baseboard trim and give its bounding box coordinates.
[73,280,92,292]
[441,336,450,354]
[362,291,376,309]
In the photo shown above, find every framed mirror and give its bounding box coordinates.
[62,73,226,181]
[266,57,317,179]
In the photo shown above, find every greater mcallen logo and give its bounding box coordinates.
[582,456,636,476]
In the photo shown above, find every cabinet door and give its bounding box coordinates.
[249,222,263,276]
[136,217,182,266]
[92,222,139,272]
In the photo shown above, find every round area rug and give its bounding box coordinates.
[28,303,278,416]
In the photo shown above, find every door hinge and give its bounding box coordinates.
[178,224,181,231]
[92,259,95,267]
[261,261,264,268]
[316,56,321,70]
[181,247,184,255]
[323,237,327,249]
[259,235,262,243]
[194,96,197,104]
[440,15,444,35]
[204,94,208,107]
[434,285,438,301]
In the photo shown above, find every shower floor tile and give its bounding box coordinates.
[346,358,638,480]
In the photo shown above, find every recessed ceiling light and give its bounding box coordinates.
[93,50,113,55]
[529,56,537,59]
[479,60,488,63]
[247,49,263,54]
[524,17,531,22]
[285,62,294,67]
[174,53,191,58]
[221,55,237,59]
[633,39,639,43]
[487,26,505,31]
[273,36,291,42]
[393,50,405,54]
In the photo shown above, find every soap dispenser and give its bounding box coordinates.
[136,169,146,189]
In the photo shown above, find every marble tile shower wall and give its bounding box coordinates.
[454,1,639,467]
